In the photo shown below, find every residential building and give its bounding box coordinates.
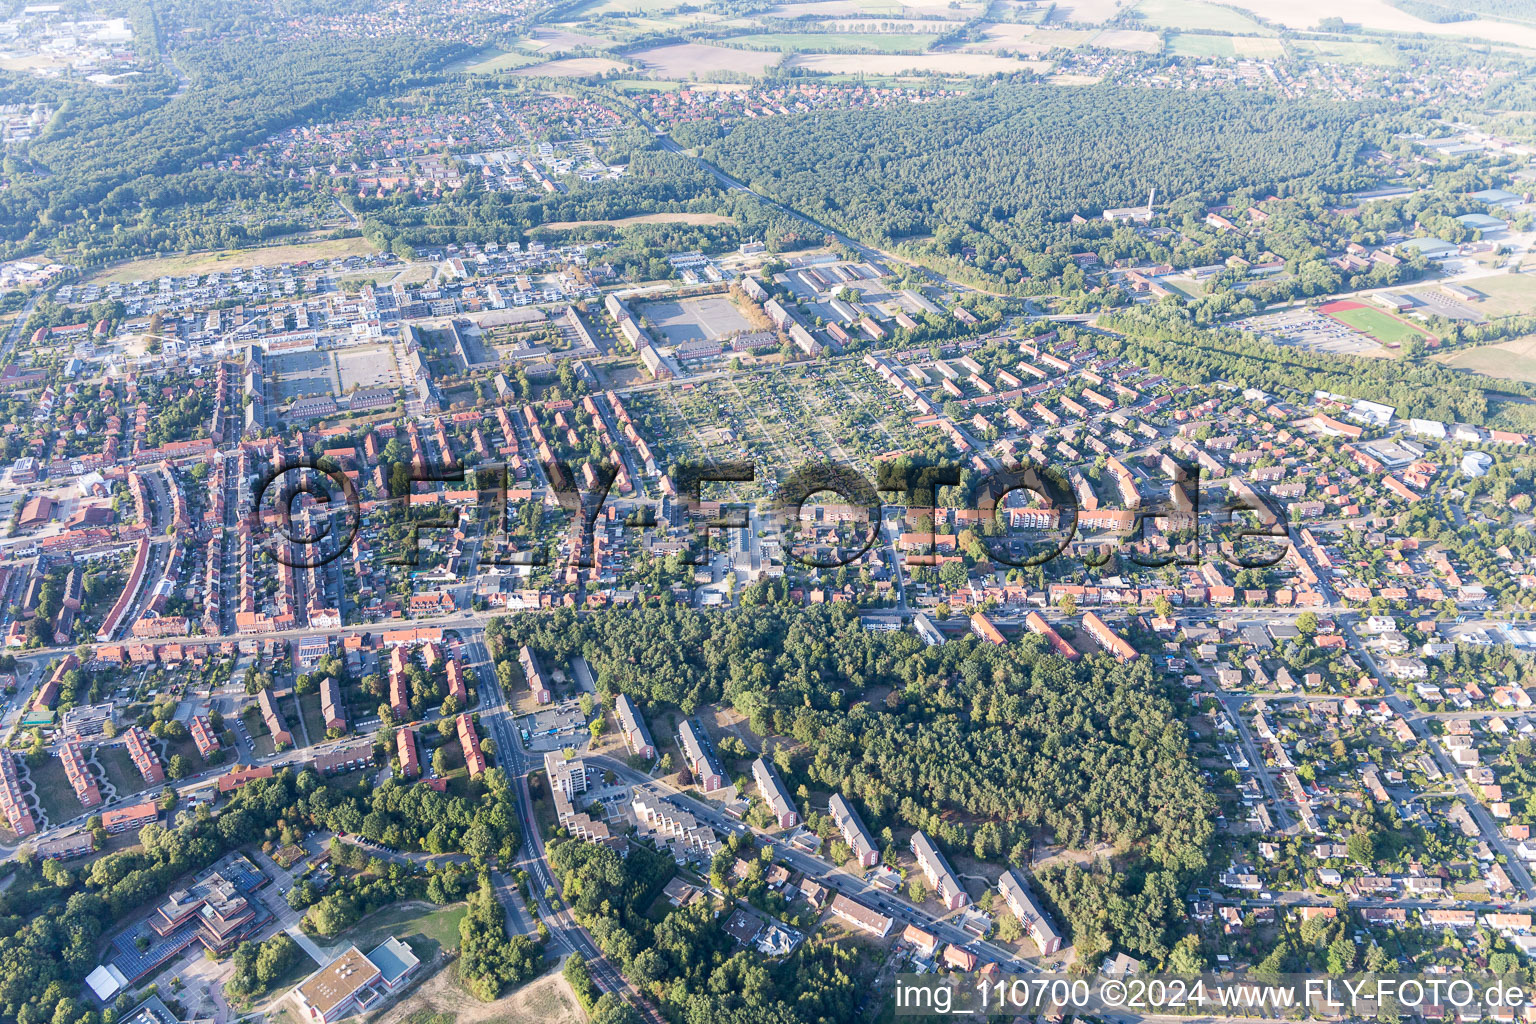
[1082,611,1137,661]
[60,740,101,808]
[999,868,1062,954]
[396,727,419,779]
[312,743,371,775]
[458,713,485,776]
[0,752,35,836]
[217,764,273,793]
[102,800,158,835]
[615,693,655,759]
[912,831,967,911]
[61,701,114,739]
[679,719,726,792]
[519,645,552,703]
[124,725,164,784]
[632,791,721,860]
[320,677,346,732]
[258,688,293,747]
[191,715,220,758]
[829,793,879,867]
[752,757,798,828]
[35,832,93,860]
[828,893,893,938]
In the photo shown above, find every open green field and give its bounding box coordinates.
[1327,306,1430,346]
[723,31,941,52]
[1435,336,1536,385]
[298,692,329,745]
[84,236,380,285]
[1167,33,1285,57]
[452,47,545,74]
[1292,38,1400,65]
[565,0,682,14]
[97,744,145,796]
[1158,276,1209,300]
[1427,273,1536,319]
[1133,0,1274,33]
[610,78,686,92]
[340,901,467,962]
[29,754,84,822]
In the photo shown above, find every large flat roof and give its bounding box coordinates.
[296,946,380,1017]
[366,936,419,984]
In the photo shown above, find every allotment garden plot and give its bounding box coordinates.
[632,360,943,501]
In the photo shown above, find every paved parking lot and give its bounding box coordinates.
[1240,307,1381,356]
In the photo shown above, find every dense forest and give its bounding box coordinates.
[490,596,1213,960]
[701,84,1385,288]
[0,0,473,261]
[550,838,862,1024]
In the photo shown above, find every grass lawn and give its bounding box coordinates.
[83,236,379,285]
[723,31,941,52]
[1327,306,1430,346]
[1133,0,1273,33]
[298,692,328,745]
[97,744,147,796]
[29,754,85,822]
[1435,336,1536,385]
[340,901,468,962]
[243,704,268,736]
[1158,276,1209,300]
[163,728,204,767]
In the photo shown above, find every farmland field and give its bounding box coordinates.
[83,236,381,285]
[1220,0,1536,49]
[630,42,785,77]
[723,31,942,52]
[785,52,1052,73]
[958,22,1052,53]
[536,212,735,230]
[1087,28,1163,51]
[1168,33,1285,57]
[1133,0,1274,33]
[566,0,680,14]
[1435,337,1536,385]
[765,0,989,14]
[1431,273,1536,319]
[452,47,544,74]
[512,57,633,77]
[1292,38,1401,65]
